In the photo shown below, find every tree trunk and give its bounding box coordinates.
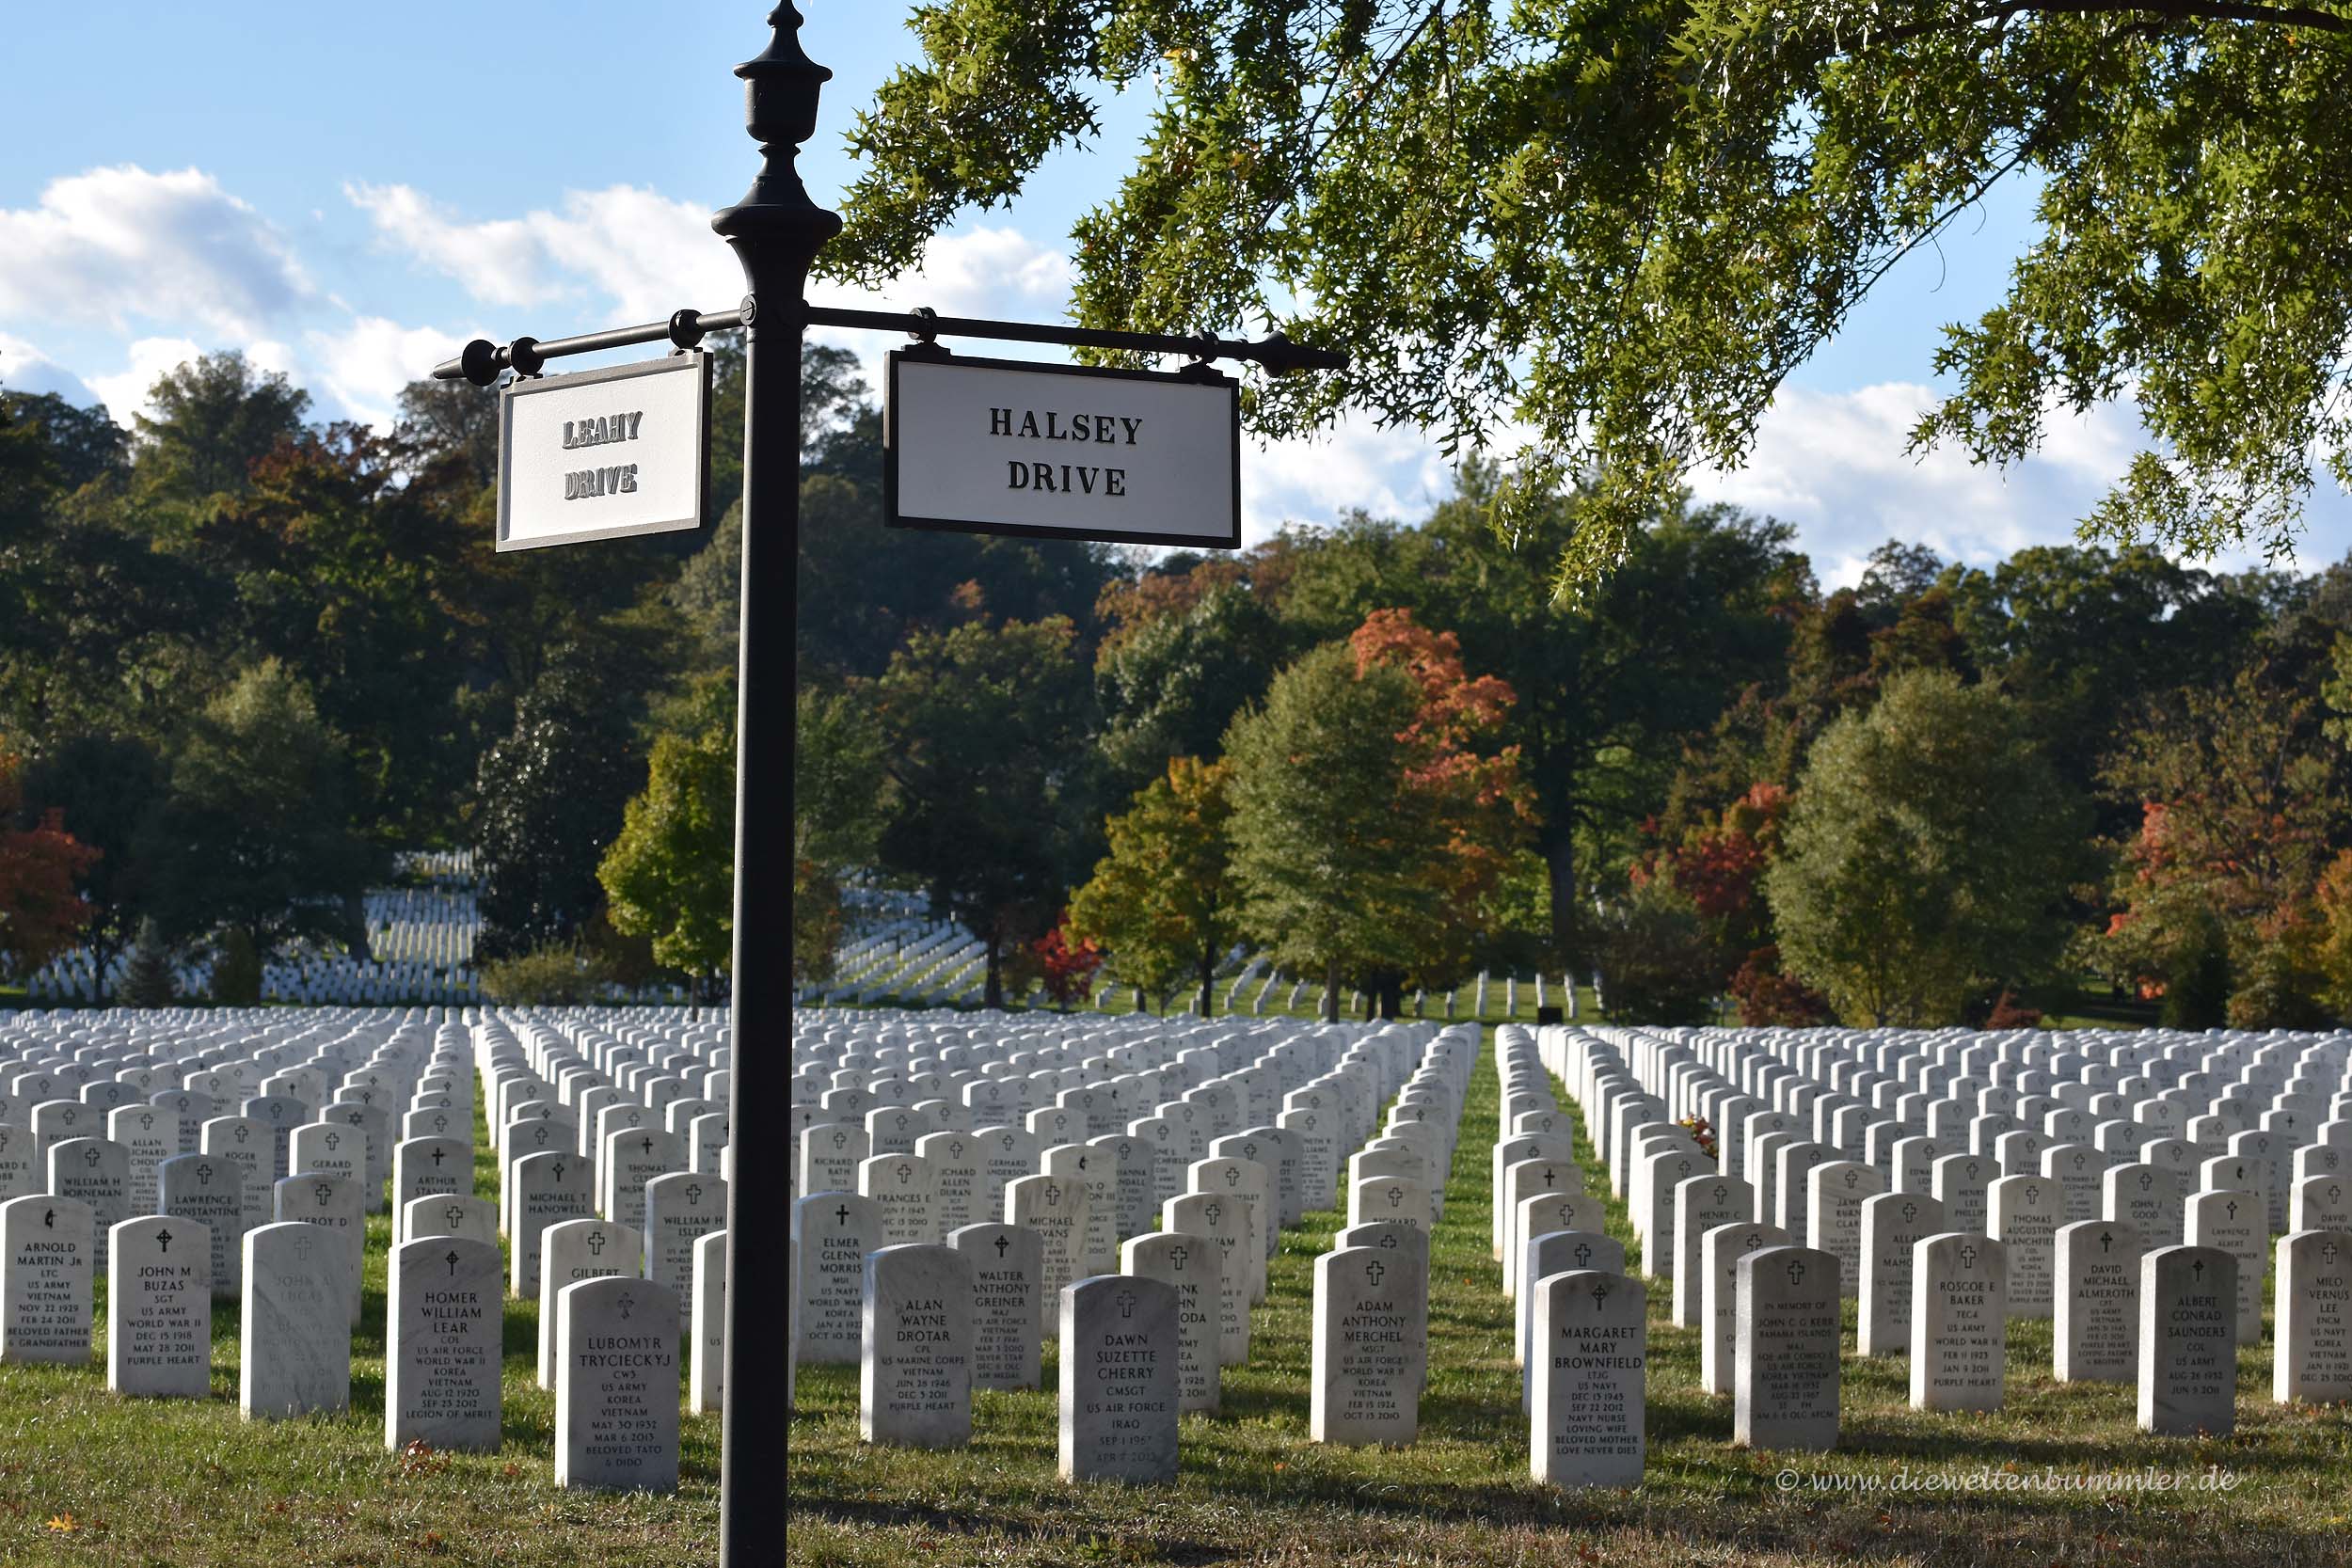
[983,929,1004,1010]
[1198,953,1216,1019]
[1544,823,1581,973]
[1322,957,1341,1022]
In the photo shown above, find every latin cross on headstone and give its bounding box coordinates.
[1365,1260,1384,1286]
[1116,1291,1136,1320]
[588,1230,609,1256]
[1787,1259,1806,1287]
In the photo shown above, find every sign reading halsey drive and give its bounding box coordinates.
[886,352,1239,548]
[497,353,709,551]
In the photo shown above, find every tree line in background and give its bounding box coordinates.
[9,348,2352,1030]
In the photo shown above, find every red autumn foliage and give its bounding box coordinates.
[1728,945,1834,1026]
[0,746,97,978]
[1033,915,1105,1009]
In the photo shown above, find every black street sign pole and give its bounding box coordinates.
[708,8,836,1565]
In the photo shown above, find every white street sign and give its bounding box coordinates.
[497,353,709,551]
[885,352,1239,548]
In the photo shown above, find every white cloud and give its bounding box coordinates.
[345,182,564,309]
[810,226,1073,321]
[350,181,739,323]
[85,339,207,428]
[1244,417,1459,546]
[1688,380,2352,585]
[306,316,483,428]
[0,166,310,337]
[0,334,98,404]
[1689,382,2130,586]
[80,337,303,430]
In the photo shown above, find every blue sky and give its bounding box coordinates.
[3,2,2344,584]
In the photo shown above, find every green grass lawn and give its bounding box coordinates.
[786,1044,2352,1568]
[0,1097,720,1566]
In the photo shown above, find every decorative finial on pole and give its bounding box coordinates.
[712,4,843,285]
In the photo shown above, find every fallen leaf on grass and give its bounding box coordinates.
[45,1513,76,1533]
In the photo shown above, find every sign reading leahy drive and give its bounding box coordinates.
[497,353,709,551]
[886,352,1240,548]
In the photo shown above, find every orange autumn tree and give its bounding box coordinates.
[1347,610,1533,996]
[0,744,97,981]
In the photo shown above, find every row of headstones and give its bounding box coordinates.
[786,1022,1481,1475]
[0,1193,721,1489]
[790,1019,1479,1374]
[1549,1022,2350,1339]
[1490,1027,2352,1487]
[1536,1026,2352,1454]
[0,1006,737,1493]
[1575,1022,2352,1245]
